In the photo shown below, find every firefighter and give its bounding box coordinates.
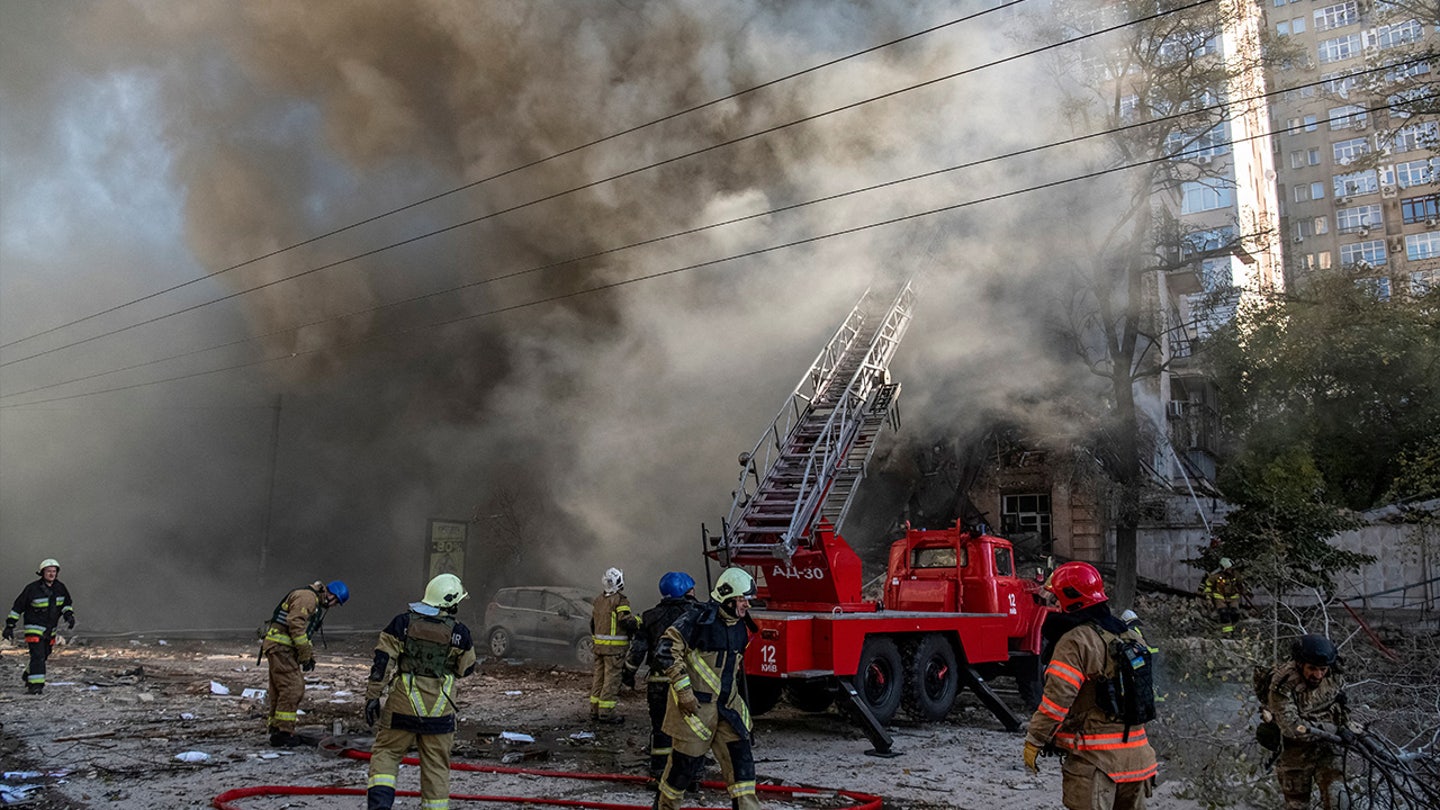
[4,559,76,695]
[259,579,349,746]
[625,571,698,776]
[589,566,637,724]
[1199,557,1243,633]
[653,567,760,810]
[1024,561,1157,810]
[1264,634,1352,810]
[363,573,478,810]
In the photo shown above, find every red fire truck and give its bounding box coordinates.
[704,281,1053,753]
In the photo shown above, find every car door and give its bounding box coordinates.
[538,589,583,647]
[509,588,545,643]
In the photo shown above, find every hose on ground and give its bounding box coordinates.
[212,746,885,809]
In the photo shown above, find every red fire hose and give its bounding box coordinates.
[212,747,885,810]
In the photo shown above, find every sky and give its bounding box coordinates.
[0,0,1112,631]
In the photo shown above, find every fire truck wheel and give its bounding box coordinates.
[745,675,783,715]
[784,682,834,713]
[846,637,903,725]
[1010,653,1043,712]
[902,634,958,722]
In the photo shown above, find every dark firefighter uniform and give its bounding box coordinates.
[653,600,759,810]
[1266,661,1348,810]
[261,584,327,737]
[5,576,75,694]
[626,593,695,774]
[589,590,636,721]
[1027,623,1158,809]
[364,608,478,810]
[1199,569,1242,633]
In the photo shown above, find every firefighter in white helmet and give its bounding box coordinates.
[652,567,760,810]
[5,559,76,695]
[589,566,637,723]
[364,572,477,810]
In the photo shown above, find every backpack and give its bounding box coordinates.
[1091,624,1157,740]
[401,613,457,679]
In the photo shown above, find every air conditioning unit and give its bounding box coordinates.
[1166,401,1187,419]
[1389,237,1404,252]
[1359,227,1370,237]
[1355,121,1368,132]
[1427,217,1438,228]
[1382,185,1399,198]
[1197,154,1213,165]
[1338,196,1352,205]
[1293,234,1305,243]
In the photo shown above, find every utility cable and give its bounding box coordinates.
[0,0,1030,353]
[0,56,1411,405]
[0,0,1212,372]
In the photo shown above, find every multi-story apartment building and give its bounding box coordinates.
[1266,0,1440,297]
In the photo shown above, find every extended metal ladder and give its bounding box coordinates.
[720,280,916,562]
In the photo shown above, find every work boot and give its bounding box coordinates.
[269,730,303,748]
[26,683,43,695]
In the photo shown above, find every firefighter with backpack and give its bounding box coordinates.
[363,573,478,810]
[1024,561,1157,809]
[259,579,349,746]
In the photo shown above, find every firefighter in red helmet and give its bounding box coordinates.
[1024,562,1158,809]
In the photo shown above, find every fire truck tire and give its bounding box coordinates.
[845,637,903,725]
[902,634,958,721]
[745,675,784,716]
[784,682,834,713]
[1010,653,1042,712]
[488,627,512,658]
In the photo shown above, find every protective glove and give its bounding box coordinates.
[1023,741,1042,774]
[301,658,316,673]
[677,690,700,715]
[621,667,636,690]
[2,623,14,641]
[64,613,75,630]
[365,698,382,727]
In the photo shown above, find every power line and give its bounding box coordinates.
[0,0,1030,353]
[0,0,1212,373]
[6,54,1404,404]
[9,67,1404,409]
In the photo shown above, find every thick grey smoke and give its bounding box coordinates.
[0,1,1107,630]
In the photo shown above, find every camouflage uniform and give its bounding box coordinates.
[1267,661,1347,810]
[1027,621,1158,810]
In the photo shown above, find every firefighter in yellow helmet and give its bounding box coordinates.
[589,566,637,723]
[1199,557,1244,633]
[5,559,76,695]
[259,579,349,746]
[653,567,760,810]
[364,573,478,810]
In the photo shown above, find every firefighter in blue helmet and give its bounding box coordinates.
[364,573,478,810]
[625,571,698,776]
[5,559,76,695]
[653,567,759,810]
[259,579,348,746]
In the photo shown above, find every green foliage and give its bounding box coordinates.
[1383,434,1440,504]
[1206,276,1440,511]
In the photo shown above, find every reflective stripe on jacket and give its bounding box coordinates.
[1025,619,1158,784]
[656,601,755,746]
[8,579,74,635]
[365,611,478,735]
[261,586,321,661]
[591,591,636,652]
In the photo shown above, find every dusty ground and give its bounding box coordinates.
[0,636,1211,809]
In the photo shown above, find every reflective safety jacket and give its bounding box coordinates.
[261,585,325,663]
[1200,571,1242,606]
[591,591,637,655]
[366,611,478,735]
[8,579,74,640]
[1266,661,1347,743]
[655,601,756,745]
[1026,619,1159,784]
[627,596,695,683]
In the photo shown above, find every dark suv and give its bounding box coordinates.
[483,586,595,665]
